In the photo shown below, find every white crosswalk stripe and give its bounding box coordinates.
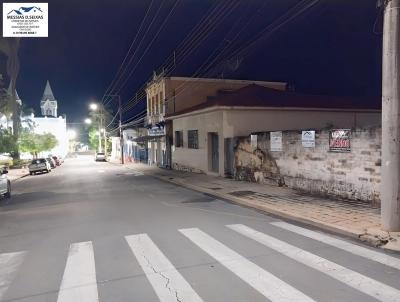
[57,241,99,302]
[228,224,400,302]
[0,251,26,301]
[125,233,203,302]
[271,221,400,270]
[180,228,316,302]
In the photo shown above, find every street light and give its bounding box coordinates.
[89,103,98,111]
[84,118,92,125]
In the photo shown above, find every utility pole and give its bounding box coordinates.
[98,109,103,153]
[382,0,400,231]
[104,121,107,157]
[118,95,124,164]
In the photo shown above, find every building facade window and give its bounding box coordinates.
[188,130,199,149]
[175,131,183,147]
[155,94,159,114]
[160,91,164,114]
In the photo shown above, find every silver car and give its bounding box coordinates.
[29,158,51,175]
[95,152,106,162]
[0,168,11,198]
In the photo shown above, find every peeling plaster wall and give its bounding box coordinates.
[234,127,382,205]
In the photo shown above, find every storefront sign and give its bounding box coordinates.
[329,129,351,152]
[270,131,282,152]
[148,127,165,136]
[302,130,315,148]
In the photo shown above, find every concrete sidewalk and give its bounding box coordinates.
[7,167,29,182]
[111,160,400,252]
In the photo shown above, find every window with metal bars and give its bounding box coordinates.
[188,130,199,149]
[175,131,183,147]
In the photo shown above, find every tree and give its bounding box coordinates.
[40,133,58,153]
[0,74,11,116]
[19,129,58,158]
[86,103,114,152]
[88,126,99,151]
[0,128,15,154]
[0,38,21,159]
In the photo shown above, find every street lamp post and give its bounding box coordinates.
[89,103,104,154]
[105,94,123,164]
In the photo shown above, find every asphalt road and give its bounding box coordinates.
[1,156,400,302]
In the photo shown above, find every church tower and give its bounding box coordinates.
[40,80,58,117]
[7,80,22,106]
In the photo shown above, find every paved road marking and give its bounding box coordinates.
[228,224,400,302]
[125,234,203,302]
[271,221,400,270]
[57,241,99,302]
[179,228,315,302]
[0,251,26,300]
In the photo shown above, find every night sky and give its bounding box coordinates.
[2,0,382,124]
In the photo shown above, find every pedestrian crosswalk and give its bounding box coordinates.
[180,228,315,302]
[125,234,203,302]
[0,251,26,301]
[1,221,400,302]
[57,241,99,302]
[270,221,400,270]
[228,224,400,302]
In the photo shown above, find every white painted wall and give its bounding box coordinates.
[33,116,68,157]
[172,111,223,174]
[171,108,381,177]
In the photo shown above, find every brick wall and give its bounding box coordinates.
[234,127,381,205]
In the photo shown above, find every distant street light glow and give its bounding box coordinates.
[89,103,98,111]
[84,118,92,124]
[67,129,77,140]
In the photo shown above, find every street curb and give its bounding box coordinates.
[9,173,30,183]
[154,175,362,239]
[114,163,399,253]
[157,176,400,252]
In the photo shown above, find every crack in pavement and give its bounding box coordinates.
[141,253,182,302]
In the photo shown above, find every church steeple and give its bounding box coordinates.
[7,80,22,105]
[40,80,58,117]
[42,80,55,101]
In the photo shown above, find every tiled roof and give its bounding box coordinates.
[166,84,381,118]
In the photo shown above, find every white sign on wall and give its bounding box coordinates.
[270,131,282,152]
[302,130,315,148]
[3,3,48,37]
[250,134,258,148]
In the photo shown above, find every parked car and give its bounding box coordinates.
[95,152,106,162]
[46,157,57,168]
[29,158,51,175]
[0,167,11,198]
[52,156,61,166]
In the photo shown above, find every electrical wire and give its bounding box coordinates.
[102,0,156,105]
[112,0,181,96]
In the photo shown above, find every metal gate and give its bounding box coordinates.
[210,133,219,173]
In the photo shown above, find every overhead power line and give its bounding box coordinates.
[102,0,156,105]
